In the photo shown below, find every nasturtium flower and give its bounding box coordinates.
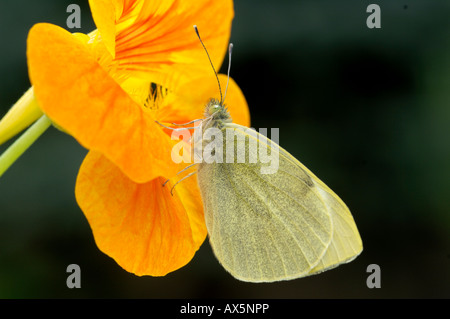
[0,0,250,276]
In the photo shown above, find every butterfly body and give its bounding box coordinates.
[196,100,362,282]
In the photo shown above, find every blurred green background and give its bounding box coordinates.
[0,0,449,298]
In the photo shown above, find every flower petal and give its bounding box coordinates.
[157,74,250,127]
[76,150,206,276]
[27,23,181,182]
[88,0,123,58]
[94,0,235,89]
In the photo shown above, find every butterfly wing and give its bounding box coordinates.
[230,123,363,276]
[256,126,363,276]
[197,123,361,282]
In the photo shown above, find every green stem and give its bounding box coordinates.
[0,115,52,177]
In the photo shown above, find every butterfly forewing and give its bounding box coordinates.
[197,124,340,282]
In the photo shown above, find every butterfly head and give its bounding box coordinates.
[204,98,231,128]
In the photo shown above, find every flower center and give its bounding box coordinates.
[144,83,168,111]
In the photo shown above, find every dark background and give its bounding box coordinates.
[0,0,449,298]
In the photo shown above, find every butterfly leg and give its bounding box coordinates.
[155,120,201,131]
[169,119,203,126]
[168,171,198,196]
[162,162,199,189]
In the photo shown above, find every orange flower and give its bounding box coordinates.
[21,0,250,276]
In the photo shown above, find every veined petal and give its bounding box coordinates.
[90,0,234,90]
[156,74,250,127]
[88,0,123,58]
[76,150,206,276]
[27,23,182,182]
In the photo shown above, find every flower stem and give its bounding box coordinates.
[0,87,43,145]
[0,115,52,177]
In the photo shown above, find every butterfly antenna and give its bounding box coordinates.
[194,25,223,103]
[223,43,233,102]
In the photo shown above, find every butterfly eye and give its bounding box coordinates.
[208,104,221,115]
